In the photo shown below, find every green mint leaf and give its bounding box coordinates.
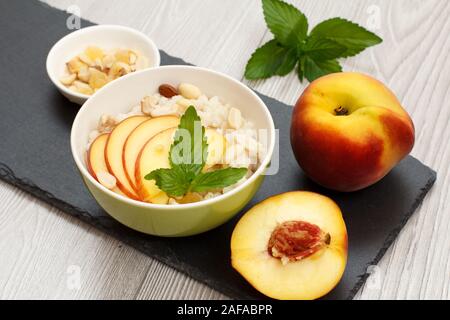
[145,167,191,197]
[275,47,298,76]
[297,56,305,82]
[262,0,308,46]
[303,37,347,61]
[145,106,248,199]
[169,106,208,176]
[309,18,382,57]
[245,39,298,79]
[303,56,342,82]
[190,167,248,193]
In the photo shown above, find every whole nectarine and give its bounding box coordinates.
[290,72,415,192]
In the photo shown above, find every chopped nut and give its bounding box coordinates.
[140,95,158,115]
[73,80,94,95]
[129,51,137,65]
[85,46,104,61]
[108,62,131,80]
[63,47,151,96]
[59,73,76,85]
[66,57,87,74]
[115,49,130,64]
[178,83,201,99]
[78,52,94,66]
[228,107,242,129]
[135,54,149,70]
[98,114,117,132]
[96,171,117,189]
[77,66,90,83]
[94,58,103,70]
[88,68,108,89]
[102,54,115,69]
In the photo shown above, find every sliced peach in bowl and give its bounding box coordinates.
[231,191,347,300]
[204,128,227,170]
[87,133,124,195]
[135,128,175,204]
[135,127,229,204]
[105,115,149,199]
[123,116,179,191]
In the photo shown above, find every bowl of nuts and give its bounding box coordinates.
[46,25,160,105]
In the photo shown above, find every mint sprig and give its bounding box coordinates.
[144,106,247,198]
[245,0,382,82]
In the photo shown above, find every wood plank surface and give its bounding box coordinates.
[0,0,448,299]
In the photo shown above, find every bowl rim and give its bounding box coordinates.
[70,65,276,210]
[46,24,161,101]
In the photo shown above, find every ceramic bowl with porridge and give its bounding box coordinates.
[71,66,275,236]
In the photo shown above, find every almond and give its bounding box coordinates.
[60,73,76,85]
[158,84,178,98]
[178,83,201,99]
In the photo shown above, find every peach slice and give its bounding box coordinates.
[231,191,348,300]
[105,115,149,199]
[135,128,176,204]
[87,133,123,195]
[123,116,180,191]
[135,127,229,203]
[204,129,227,170]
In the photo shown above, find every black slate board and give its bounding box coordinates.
[0,0,436,300]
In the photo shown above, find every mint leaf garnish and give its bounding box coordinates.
[245,40,297,79]
[169,105,207,176]
[303,37,347,61]
[262,0,308,46]
[245,0,382,83]
[303,56,342,82]
[190,167,248,193]
[145,166,191,197]
[145,106,247,199]
[309,18,382,57]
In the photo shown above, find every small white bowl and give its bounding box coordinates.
[46,25,160,105]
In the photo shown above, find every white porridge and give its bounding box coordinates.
[86,82,266,204]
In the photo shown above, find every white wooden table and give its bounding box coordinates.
[0,0,449,299]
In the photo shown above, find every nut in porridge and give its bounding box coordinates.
[178,83,202,99]
[158,84,179,98]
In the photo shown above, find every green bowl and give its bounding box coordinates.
[71,66,275,236]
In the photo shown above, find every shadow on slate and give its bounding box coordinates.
[0,0,436,300]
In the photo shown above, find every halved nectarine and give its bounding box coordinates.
[231,191,347,300]
[105,115,149,199]
[123,116,179,191]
